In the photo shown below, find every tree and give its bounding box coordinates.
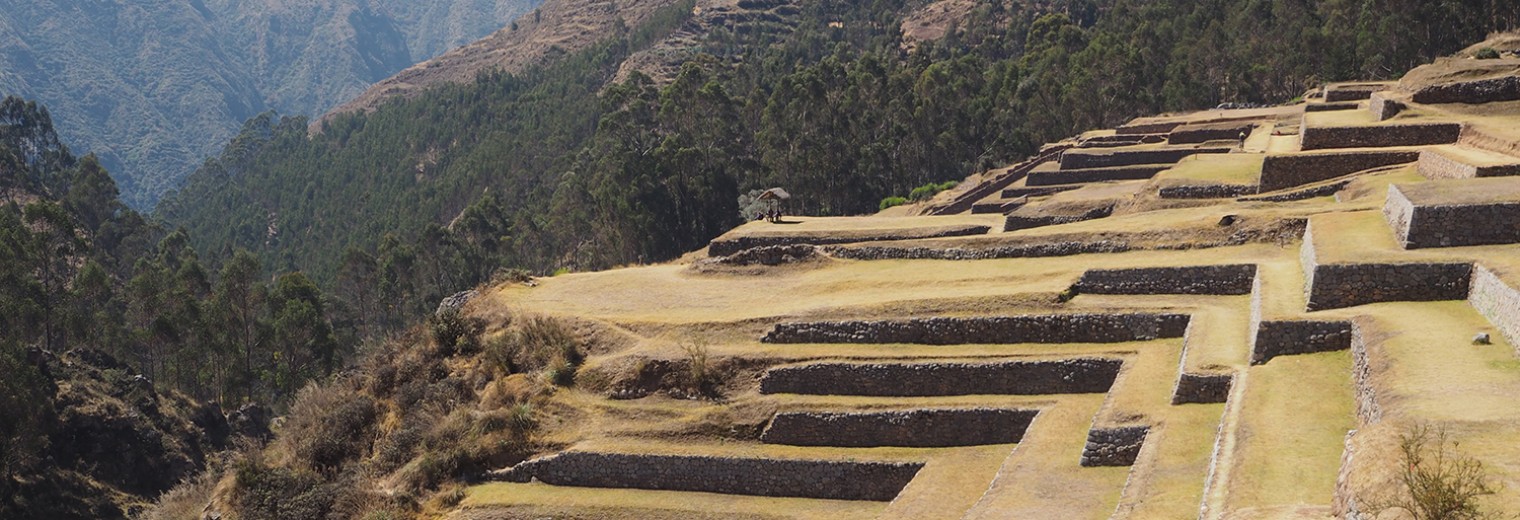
[1366,424,1504,520]
[215,250,266,403]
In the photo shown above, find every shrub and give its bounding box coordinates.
[680,340,715,396]
[1365,424,1503,520]
[281,383,380,474]
[428,309,484,357]
[909,180,959,201]
[879,196,909,210]
[1476,47,1501,60]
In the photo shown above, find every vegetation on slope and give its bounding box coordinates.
[0,0,542,208]
[161,0,1519,335]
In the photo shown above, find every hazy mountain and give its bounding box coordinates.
[0,0,541,209]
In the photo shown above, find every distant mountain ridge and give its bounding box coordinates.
[0,0,541,209]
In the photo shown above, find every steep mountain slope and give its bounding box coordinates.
[0,0,540,208]
[324,0,683,122]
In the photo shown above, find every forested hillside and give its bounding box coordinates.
[0,0,541,208]
[0,97,331,518]
[159,0,1518,332]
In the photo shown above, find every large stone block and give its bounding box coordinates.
[1299,123,1461,151]
[1259,150,1419,191]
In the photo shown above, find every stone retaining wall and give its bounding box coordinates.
[1004,204,1115,231]
[1080,426,1150,467]
[1026,165,1170,186]
[1349,321,1381,425]
[1259,150,1419,191]
[971,197,1027,214]
[1172,372,1234,405]
[761,313,1190,345]
[1385,184,1520,249]
[493,452,923,502]
[1299,123,1461,151]
[1416,148,1520,179]
[1250,320,1354,365]
[1301,224,1473,310]
[1305,102,1360,112]
[931,148,1069,215]
[1411,75,1520,105]
[1168,124,1253,145]
[1304,262,1472,310]
[1059,147,1231,170]
[825,240,1132,261]
[1244,180,1352,202]
[1001,185,1084,198]
[1367,93,1406,121]
[1157,183,1257,199]
[760,408,1039,447]
[1073,264,1257,295]
[1469,264,1520,353]
[758,359,1124,396]
[708,225,991,256]
[1116,121,1184,135]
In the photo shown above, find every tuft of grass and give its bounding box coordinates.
[879,196,909,210]
[1476,47,1502,60]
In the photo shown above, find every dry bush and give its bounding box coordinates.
[277,383,379,475]
[140,471,219,520]
[1365,424,1505,520]
[485,315,582,385]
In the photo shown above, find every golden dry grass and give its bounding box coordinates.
[1156,153,1265,185]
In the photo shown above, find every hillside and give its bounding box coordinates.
[0,0,540,208]
[160,0,1518,345]
[161,32,1520,519]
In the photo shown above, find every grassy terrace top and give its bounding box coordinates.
[1154,153,1264,185]
[1122,105,1302,127]
[1394,176,1520,205]
[1427,144,1520,166]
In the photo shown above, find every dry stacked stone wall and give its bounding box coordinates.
[1298,123,1461,151]
[1301,224,1473,310]
[1367,93,1406,121]
[1168,124,1253,145]
[1004,204,1115,231]
[1305,102,1361,112]
[708,225,990,257]
[1384,184,1520,249]
[1416,148,1520,179]
[826,240,1132,261]
[1080,426,1150,467]
[1304,262,1472,310]
[1323,85,1380,102]
[1116,121,1185,135]
[1073,264,1256,295]
[1026,165,1170,186]
[1348,321,1382,425]
[1059,147,1231,170]
[1251,320,1354,364]
[1158,183,1257,199]
[1002,185,1083,198]
[1259,150,1419,191]
[759,359,1124,396]
[494,452,923,502]
[1171,372,1234,404]
[931,147,1069,215]
[761,313,1190,345]
[1411,76,1520,105]
[1469,264,1520,352]
[760,408,1039,447]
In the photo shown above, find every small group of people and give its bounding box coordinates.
[754,207,784,223]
